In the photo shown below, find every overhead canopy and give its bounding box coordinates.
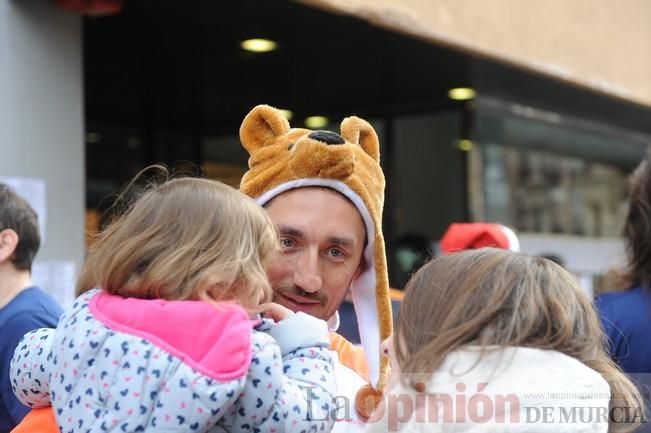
[305,0,651,108]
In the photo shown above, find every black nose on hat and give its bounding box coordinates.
[308,130,345,145]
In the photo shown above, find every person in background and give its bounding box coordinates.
[596,149,651,373]
[393,233,432,289]
[596,148,651,432]
[0,184,62,431]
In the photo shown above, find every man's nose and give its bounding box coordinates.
[294,251,322,294]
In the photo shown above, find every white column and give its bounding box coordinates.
[0,0,84,306]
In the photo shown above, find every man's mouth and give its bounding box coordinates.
[276,292,322,309]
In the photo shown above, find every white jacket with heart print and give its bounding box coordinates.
[10,289,336,433]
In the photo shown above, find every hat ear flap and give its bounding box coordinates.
[239,105,290,154]
[340,116,380,162]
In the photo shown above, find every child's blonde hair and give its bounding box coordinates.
[396,248,644,433]
[77,170,277,311]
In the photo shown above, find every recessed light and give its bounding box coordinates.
[448,87,476,101]
[457,139,474,151]
[240,38,278,53]
[305,116,329,129]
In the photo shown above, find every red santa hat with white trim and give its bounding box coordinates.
[440,223,520,254]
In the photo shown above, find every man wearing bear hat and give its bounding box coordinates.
[11,105,392,433]
[239,105,393,430]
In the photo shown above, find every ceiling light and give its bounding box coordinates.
[305,116,329,129]
[240,38,278,53]
[457,139,474,151]
[448,87,476,101]
[279,109,293,121]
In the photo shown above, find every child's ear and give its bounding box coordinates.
[239,105,291,155]
[340,116,380,162]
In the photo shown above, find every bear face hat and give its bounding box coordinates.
[239,105,392,402]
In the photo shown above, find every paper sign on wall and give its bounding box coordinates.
[32,260,76,308]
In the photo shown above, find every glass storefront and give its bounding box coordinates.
[470,98,650,238]
[481,145,630,237]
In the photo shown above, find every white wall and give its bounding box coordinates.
[519,233,625,275]
[518,233,626,297]
[0,0,84,306]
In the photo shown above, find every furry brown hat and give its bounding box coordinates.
[239,104,392,417]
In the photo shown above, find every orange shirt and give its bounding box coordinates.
[332,288,402,383]
[329,332,369,382]
[11,408,58,433]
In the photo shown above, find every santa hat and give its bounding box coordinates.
[440,223,520,254]
[238,105,391,417]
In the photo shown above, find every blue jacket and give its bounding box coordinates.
[0,287,61,431]
[595,286,651,374]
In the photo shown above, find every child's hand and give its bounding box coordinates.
[262,302,294,322]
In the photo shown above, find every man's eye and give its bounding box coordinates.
[328,248,345,258]
[280,238,295,249]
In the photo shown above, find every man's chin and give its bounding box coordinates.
[274,293,329,320]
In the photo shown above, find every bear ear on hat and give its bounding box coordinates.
[340,116,380,162]
[239,105,291,155]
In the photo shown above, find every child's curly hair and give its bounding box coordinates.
[77,167,277,312]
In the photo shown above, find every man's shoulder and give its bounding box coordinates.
[597,286,651,323]
[2,287,61,313]
[0,287,62,337]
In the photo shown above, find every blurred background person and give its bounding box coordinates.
[596,148,651,432]
[0,184,62,431]
[596,148,651,373]
[392,232,432,289]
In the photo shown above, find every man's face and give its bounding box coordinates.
[264,187,366,320]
